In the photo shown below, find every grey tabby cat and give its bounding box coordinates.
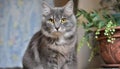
[23,1,77,69]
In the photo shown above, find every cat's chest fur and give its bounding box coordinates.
[40,34,76,59]
[38,32,77,69]
[48,37,76,55]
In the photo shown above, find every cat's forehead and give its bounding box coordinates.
[50,7,65,17]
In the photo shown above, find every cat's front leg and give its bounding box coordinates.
[61,64,69,69]
[33,65,44,69]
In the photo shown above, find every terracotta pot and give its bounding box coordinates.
[97,26,120,65]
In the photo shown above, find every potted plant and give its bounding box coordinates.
[77,0,120,67]
[98,0,120,66]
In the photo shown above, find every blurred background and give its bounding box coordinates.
[0,0,104,69]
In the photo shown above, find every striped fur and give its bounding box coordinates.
[23,1,77,69]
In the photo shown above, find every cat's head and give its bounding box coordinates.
[41,1,76,38]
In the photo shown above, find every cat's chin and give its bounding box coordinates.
[51,32,62,38]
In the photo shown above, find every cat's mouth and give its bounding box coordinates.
[51,32,62,37]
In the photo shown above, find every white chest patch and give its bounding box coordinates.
[55,36,66,45]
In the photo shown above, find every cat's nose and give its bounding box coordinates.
[55,27,59,31]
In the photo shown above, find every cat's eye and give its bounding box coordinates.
[48,18,54,23]
[61,18,67,23]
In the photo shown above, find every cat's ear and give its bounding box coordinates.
[64,1,73,16]
[42,1,51,16]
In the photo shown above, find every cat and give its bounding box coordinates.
[22,1,77,69]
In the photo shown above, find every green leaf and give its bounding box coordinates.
[87,41,92,49]
[82,22,86,29]
[76,10,82,18]
[98,21,105,28]
[77,37,85,52]
[88,51,94,62]
[86,23,94,28]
